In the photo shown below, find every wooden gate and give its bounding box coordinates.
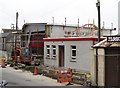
[105,47,120,87]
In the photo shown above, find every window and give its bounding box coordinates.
[46,45,50,58]
[71,46,76,62]
[52,45,56,59]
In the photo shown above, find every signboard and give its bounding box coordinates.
[107,36,120,42]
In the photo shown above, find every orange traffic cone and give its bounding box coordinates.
[1,59,6,68]
[33,67,37,75]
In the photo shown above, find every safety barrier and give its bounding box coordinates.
[57,68,72,83]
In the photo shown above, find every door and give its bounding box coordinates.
[105,47,120,86]
[59,46,64,67]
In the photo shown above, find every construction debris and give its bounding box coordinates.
[13,64,91,86]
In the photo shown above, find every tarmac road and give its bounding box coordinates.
[0,50,81,87]
[1,66,65,86]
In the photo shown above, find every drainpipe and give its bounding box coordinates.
[96,48,98,86]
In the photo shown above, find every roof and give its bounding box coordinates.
[93,35,120,47]
[44,37,105,42]
[0,33,10,37]
[22,23,98,31]
[22,23,47,32]
[22,23,47,30]
[2,29,21,33]
[47,23,98,30]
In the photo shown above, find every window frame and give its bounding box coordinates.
[70,45,77,62]
[46,45,50,59]
[52,45,56,59]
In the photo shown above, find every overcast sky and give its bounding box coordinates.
[0,0,119,34]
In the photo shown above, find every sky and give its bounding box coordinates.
[0,0,119,34]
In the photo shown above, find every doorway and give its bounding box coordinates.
[59,46,64,67]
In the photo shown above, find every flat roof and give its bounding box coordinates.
[44,37,105,42]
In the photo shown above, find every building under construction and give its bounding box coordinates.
[19,23,47,65]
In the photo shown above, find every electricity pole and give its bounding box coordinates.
[15,12,19,49]
[16,12,19,30]
[96,0,101,42]
[96,0,101,86]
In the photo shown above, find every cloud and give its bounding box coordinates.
[0,0,119,33]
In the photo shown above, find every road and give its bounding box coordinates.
[1,66,65,86]
[0,50,80,87]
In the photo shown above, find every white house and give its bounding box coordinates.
[44,37,105,73]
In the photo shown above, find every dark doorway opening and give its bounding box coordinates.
[59,46,64,67]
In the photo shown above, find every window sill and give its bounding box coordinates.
[46,57,50,59]
[51,57,56,60]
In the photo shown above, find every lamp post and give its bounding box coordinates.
[96,0,101,42]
